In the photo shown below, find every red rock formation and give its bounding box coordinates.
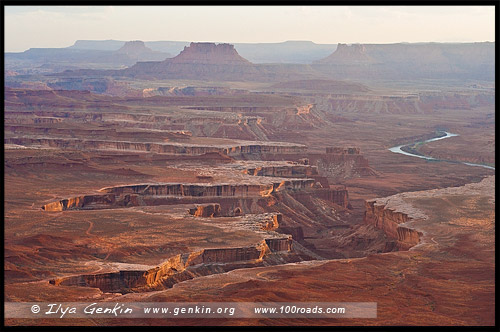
[5,137,306,156]
[265,237,292,252]
[116,40,158,58]
[315,43,375,64]
[364,200,421,250]
[188,204,221,217]
[123,42,258,80]
[277,226,304,241]
[49,238,295,293]
[261,214,282,231]
[168,42,251,65]
[232,207,243,216]
[41,194,117,212]
[41,180,317,211]
[243,164,318,178]
[50,271,147,293]
[312,186,350,209]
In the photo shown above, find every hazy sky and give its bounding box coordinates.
[4,5,495,52]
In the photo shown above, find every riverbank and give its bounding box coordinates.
[389,131,495,170]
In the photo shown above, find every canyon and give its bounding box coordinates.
[4,38,495,328]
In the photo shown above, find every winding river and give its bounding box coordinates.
[389,131,495,170]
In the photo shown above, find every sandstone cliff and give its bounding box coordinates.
[364,200,422,251]
[41,180,316,211]
[123,42,258,80]
[50,238,294,293]
[168,42,251,65]
[188,203,221,217]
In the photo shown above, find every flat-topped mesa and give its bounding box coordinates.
[364,199,422,251]
[315,43,374,64]
[116,40,154,56]
[99,181,315,197]
[326,147,360,155]
[122,42,257,79]
[50,238,294,293]
[41,194,117,212]
[168,42,252,65]
[41,180,316,211]
[5,137,306,156]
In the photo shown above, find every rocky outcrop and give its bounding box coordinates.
[115,40,168,61]
[260,214,282,231]
[42,194,117,212]
[99,180,315,197]
[123,42,258,80]
[5,137,306,156]
[168,42,252,65]
[312,186,350,209]
[42,180,316,211]
[50,239,294,293]
[188,204,221,217]
[50,270,147,293]
[276,226,304,241]
[315,43,375,64]
[364,200,421,250]
[265,237,293,252]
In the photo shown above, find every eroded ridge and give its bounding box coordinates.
[49,235,305,294]
[41,179,324,211]
[5,137,307,156]
[364,200,423,251]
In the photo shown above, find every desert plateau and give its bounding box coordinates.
[3,5,496,328]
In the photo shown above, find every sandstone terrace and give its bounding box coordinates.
[4,39,495,327]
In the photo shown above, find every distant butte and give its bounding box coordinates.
[166,42,252,65]
[314,43,375,64]
[116,40,156,57]
[122,42,256,80]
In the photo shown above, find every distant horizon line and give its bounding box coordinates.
[6,39,496,53]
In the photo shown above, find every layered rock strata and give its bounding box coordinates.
[42,180,316,211]
[50,238,294,293]
[364,200,422,251]
[5,137,306,156]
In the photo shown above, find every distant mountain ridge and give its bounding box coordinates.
[5,40,495,82]
[313,42,495,80]
[122,42,260,80]
[167,42,252,65]
[68,39,338,64]
[5,41,171,73]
